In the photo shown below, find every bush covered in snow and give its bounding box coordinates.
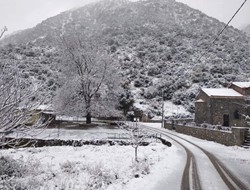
[0,155,43,190]
[0,156,24,178]
[86,163,118,190]
[131,157,151,178]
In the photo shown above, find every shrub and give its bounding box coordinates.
[22,72,29,79]
[144,86,157,99]
[134,79,143,87]
[86,163,117,190]
[30,68,39,74]
[131,157,151,177]
[60,161,80,174]
[0,156,24,178]
[47,79,55,87]
[18,64,26,69]
[0,155,42,190]
[147,66,160,76]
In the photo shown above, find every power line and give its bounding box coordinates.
[0,26,7,39]
[197,0,248,62]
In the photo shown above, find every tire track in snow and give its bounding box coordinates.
[146,127,201,190]
[145,126,249,190]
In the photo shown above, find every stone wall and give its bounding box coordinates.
[210,98,246,127]
[164,122,174,130]
[195,101,207,124]
[195,91,211,124]
[164,122,249,146]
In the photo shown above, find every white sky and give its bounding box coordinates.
[176,0,250,29]
[0,0,249,35]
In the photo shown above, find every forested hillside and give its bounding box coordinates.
[1,0,250,117]
[243,24,250,36]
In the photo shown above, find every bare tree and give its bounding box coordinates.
[0,27,48,147]
[55,35,121,124]
[117,121,148,162]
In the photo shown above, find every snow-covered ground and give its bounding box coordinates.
[1,122,249,190]
[134,100,189,119]
[131,82,190,119]
[14,126,125,141]
[163,101,189,117]
[0,140,183,190]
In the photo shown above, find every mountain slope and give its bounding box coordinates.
[1,0,250,117]
[243,24,250,36]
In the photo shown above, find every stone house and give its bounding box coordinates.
[195,82,250,127]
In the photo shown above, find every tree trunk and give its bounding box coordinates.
[135,146,138,162]
[86,112,91,124]
[86,99,92,124]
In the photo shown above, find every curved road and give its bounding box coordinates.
[144,126,249,190]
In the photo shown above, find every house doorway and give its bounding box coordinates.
[223,114,229,126]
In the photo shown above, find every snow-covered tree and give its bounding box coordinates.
[55,35,121,124]
[0,27,47,147]
[118,91,134,116]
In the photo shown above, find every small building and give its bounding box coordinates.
[195,82,250,127]
[230,82,250,96]
[33,104,55,124]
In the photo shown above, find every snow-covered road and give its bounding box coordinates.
[141,122,250,190]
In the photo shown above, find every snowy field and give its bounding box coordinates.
[1,122,249,190]
[20,126,126,141]
[0,141,183,190]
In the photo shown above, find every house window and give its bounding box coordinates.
[234,110,240,119]
[223,114,229,126]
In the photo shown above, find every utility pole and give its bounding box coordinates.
[161,90,164,128]
[0,26,7,39]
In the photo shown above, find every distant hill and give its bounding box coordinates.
[243,24,250,36]
[1,0,250,117]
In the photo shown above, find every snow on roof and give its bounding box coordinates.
[196,99,205,102]
[202,88,243,97]
[37,104,53,111]
[232,82,250,88]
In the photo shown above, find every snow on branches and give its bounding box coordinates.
[54,34,122,123]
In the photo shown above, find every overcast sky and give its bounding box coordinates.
[177,0,250,29]
[0,0,249,35]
